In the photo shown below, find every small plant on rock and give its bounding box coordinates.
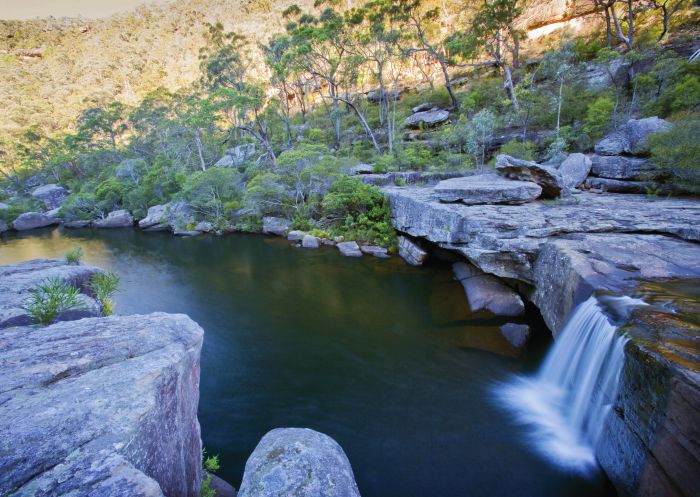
[200,451,221,497]
[89,272,120,316]
[64,246,84,265]
[24,277,82,325]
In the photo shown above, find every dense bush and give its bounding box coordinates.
[649,116,700,193]
[497,139,537,160]
[583,96,615,141]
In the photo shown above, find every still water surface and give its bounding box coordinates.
[0,228,616,497]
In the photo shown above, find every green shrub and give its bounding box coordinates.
[89,272,120,316]
[583,96,615,141]
[64,246,84,265]
[200,452,220,497]
[60,193,101,221]
[23,277,82,325]
[497,139,536,161]
[649,117,700,193]
[0,197,42,223]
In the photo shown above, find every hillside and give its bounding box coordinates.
[0,0,610,143]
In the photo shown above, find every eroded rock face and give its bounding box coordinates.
[12,211,60,231]
[495,154,566,197]
[590,154,656,180]
[434,175,542,205]
[453,262,525,317]
[94,209,134,228]
[0,313,204,497]
[398,235,428,266]
[262,217,292,237]
[238,428,361,497]
[0,259,103,329]
[31,184,68,210]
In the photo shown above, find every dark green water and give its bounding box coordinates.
[0,228,616,497]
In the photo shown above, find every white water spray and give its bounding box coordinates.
[496,296,634,472]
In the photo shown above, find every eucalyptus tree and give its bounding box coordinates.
[261,34,296,146]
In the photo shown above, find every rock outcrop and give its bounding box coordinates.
[139,202,195,232]
[434,175,542,205]
[215,144,256,168]
[495,154,566,197]
[595,117,672,156]
[94,209,134,228]
[31,184,68,210]
[398,235,428,266]
[238,428,361,497]
[262,217,292,237]
[590,154,656,180]
[404,109,450,128]
[0,259,103,329]
[453,262,525,317]
[0,312,204,497]
[12,212,60,231]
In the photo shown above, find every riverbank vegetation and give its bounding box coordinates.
[1,0,699,243]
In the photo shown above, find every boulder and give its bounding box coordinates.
[557,153,591,189]
[238,428,361,497]
[12,211,60,231]
[31,184,68,210]
[139,201,195,232]
[434,175,542,205]
[590,154,657,180]
[94,209,134,228]
[360,245,389,258]
[195,221,214,233]
[337,241,363,257]
[302,234,320,249]
[412,102,436,113]
[404,109,450,128]
[287,230,306,241]
[0,259,103,329]
[262,217,292,237]
[495,154,566,197]
[64,220,92,229]
[499,323,531,350]
[584,177,655,194]
[398,236,428,266]
[453,262,525,317]
[348,163,375,175]
[595,117,672,156]
[0,312,203,497]
[209,474,237,497]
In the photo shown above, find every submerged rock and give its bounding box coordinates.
[499,323,531,350]
[302,234,320,249]
[434,175,542,205]
[12,211,60,231]
[337,241,363,257]
[64,219,92,229]
[31,184,68,210]
[453,262,525,317]
[398,235,428,266]
[495,154,566,197]
[238,428,361,497]
[263,216,292,236]
[360,245,389,258]
[94,209,134,228]
[0,259,102,329]
[0,313,204,496]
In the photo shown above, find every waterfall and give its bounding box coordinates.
[496,296,635,472]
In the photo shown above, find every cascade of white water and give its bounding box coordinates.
[496,296,632,472]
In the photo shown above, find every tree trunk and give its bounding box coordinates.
[195,129,206,171]
[556,78,564,134]
[502,63,520,113]
[438,59,459,110]
[337,97,381,153]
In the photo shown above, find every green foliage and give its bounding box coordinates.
[179,168,242,222]
[0,197,41,223]
[89,272,120,316]
[59,193,100,221]
[23,277,82,325]
[583,96,615,141]
[321,176,396,247]
[64,246,84,265]
[200,452,221,497]
[497,139,536,161]
[649,116,700,193]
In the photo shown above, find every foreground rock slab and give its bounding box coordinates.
[0,313,204,497]
[434,175,542,204]
[0,259,102,329]
[238,428,361,497]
